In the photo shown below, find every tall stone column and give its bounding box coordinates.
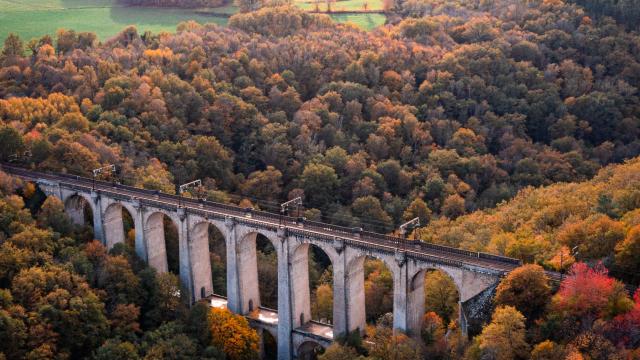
[103,204,125,250]
[331,237,347,338]
[225,216,242,313]
[132,200,147,263]
[177,208,194,303]
[290,244,310,329]
[392,250,409,333]
[91,190,104,244]
[277,228,293,360]
[345,254,366,334]
[406,270,426,337]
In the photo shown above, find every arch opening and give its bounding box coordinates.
[345,255,395,334]
[291,243,334,329]
[261,329,277,360]
[144,212,179,275]
[297,340,324,360]
[408,268,460,354]
[64,194,93,229]
[22,182,48,215]
[256,234,277,310]
[190,222,226,300]
[236,231,278,314]
[104,203,135,250]
[208,223,227,296]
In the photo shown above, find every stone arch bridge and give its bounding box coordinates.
[3,165,529,359]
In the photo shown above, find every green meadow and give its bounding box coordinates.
[0,0,385,42]
[0,0,227,42]
[296,0,383,12]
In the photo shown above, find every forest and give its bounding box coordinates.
[1,0,640,357]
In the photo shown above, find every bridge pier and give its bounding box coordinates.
[225,217,242,314]
[132,201,147,262]
[177,208,195,303]
[91,191,105,244]
[392,251,409,333]
[330,248,348,338]
[278,229,293,360]
[345,252,366,335]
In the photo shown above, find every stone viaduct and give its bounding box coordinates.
[3,165,525,359]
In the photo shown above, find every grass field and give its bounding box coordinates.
[296,0,383,12]
[0,0,385,42]
[0,0,228,42]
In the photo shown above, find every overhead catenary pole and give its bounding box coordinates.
[399,217,420,251]
[280,197,303,226]
[92,164,116,190]
[178,179,202,208]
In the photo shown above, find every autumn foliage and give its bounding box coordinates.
[551,262,633,323]
[208,307,260,360]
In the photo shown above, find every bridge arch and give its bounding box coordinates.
[144,211,180,275]
[63,193,94,227]
[189,221,228,300]
[290,242,336,330]
[236,229,280,314]
[103,202,136,250]
[296,340,325,360]
[407,266,461,338]
[345,253,397,333]
[260,327,278,359]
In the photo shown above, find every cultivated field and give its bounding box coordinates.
[0,0,227,41]
[0,0,385,42]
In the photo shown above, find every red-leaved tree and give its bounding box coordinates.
[551,262,633,327]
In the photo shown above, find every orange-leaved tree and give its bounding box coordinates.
[208,307,259,360]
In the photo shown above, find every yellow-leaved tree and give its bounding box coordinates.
[208,307,259,360]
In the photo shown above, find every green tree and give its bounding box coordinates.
[424,270,459,325]
[300,163,338,209]
[318,343,362,360]
[0,126,24,161]
[352,196,392,233]
[94,340,140,360]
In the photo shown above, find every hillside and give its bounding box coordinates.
[1,0,640,358]
[417,157,640,283]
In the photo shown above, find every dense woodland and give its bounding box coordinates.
[1,0,640,358]
[567,0,640,30]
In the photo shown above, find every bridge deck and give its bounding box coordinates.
[1,164,528,275]
[206,295,333,341]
